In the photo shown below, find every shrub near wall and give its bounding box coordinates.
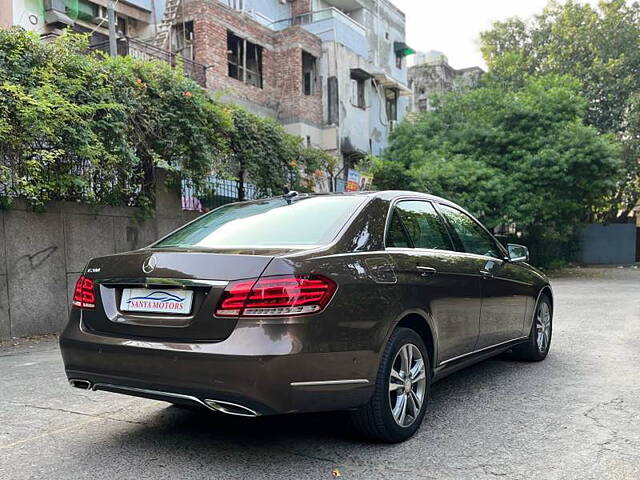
[0,28,330,214]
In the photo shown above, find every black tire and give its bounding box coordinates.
[513,293,553,362]
[350,327,430,443]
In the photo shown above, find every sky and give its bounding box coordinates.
[391,0,600,70]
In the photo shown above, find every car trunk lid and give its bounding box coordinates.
[80,249,275,341]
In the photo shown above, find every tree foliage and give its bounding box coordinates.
[377,75,622,265]
[0,28,327,212]
[480,0,640,217]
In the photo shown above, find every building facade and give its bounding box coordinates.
[408,50,484,113]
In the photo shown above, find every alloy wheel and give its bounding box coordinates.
[535,301,552,352]
[388,344,427,427]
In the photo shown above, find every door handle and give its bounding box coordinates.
[479,270,493,279]
[416,266,437,277]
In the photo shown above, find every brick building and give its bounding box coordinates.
[178,0,324,141]
[171,0,413,191]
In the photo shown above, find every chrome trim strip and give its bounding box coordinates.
[92,383,207,406]
[290,379,370,387]
[91,383,261,417]
[439,336,529,366]
[96,278,228,287]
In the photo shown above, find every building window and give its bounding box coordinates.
[418,98,428,112]
[385,88,398,121]
[173,21,194,61]
[302,51,318,95]
[227,31,263,89]
[352,80,363,108]
[352,77,365,108]
[328,76,339,125]
[395,54,403,69]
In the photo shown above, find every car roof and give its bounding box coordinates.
[223,190,462,211]
[300,190,456,205]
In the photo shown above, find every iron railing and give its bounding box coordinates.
[182,177,260,212]
[91,38,207,88]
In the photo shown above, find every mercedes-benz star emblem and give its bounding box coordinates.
[142,255,157,274]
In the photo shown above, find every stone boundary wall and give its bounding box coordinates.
[0,185,200,340]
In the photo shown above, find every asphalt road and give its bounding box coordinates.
[1,268,639,480]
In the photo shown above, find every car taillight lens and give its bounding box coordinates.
[72,275,96,309]
[215,275,337,317]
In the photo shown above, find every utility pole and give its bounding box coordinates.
[107,0,117,57]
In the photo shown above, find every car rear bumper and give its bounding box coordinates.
[59,310,377,415]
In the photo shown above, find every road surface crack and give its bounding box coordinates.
[2,401,148,425]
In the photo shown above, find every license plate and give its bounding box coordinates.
[120,288,194,315]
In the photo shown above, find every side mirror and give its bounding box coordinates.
[507,244,529,263]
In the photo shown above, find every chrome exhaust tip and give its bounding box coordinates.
[69,379,92,390]
[203,399,260,417]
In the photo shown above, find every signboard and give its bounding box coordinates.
[346,170,361,192]
[346,170,374,192]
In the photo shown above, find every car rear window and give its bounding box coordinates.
[154,196,366,249]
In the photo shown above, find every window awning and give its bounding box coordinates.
[350,68,374,81]
[372,72,412,96]
[394,41,416,58]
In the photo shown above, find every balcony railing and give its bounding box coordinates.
[90,38,207,88]
[271,7,365,36]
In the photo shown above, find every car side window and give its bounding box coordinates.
[392,201,452,250]
[438,204,500,258]
[386,210,412,248]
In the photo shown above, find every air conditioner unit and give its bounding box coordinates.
[93,6,108,24]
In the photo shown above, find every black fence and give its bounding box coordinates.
[182,177,260,212]
[90,38,207,88]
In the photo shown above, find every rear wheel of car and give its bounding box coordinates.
[513,293,552,362]
[350,327,430,443]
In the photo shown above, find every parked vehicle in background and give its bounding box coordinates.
[60,191,553,443]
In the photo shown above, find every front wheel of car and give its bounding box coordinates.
[350,327,430,443]
[513,293,553,362]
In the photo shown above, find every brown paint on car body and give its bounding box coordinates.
[60,191,551,415]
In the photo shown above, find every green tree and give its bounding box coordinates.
[377,75,622,265]
[480,0,640,217]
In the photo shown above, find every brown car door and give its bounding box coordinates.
[437,204,529,349]
[386,200,482,364]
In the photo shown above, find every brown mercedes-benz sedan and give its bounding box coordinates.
[60,191,553,442]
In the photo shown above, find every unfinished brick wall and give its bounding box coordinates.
[273,27,323,124]
[182,0,322,126]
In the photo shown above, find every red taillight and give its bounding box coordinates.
[72,275,96,309]
[215,275,337,317]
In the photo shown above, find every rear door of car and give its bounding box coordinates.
[385,199,482,364]
[436,203,529,349]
